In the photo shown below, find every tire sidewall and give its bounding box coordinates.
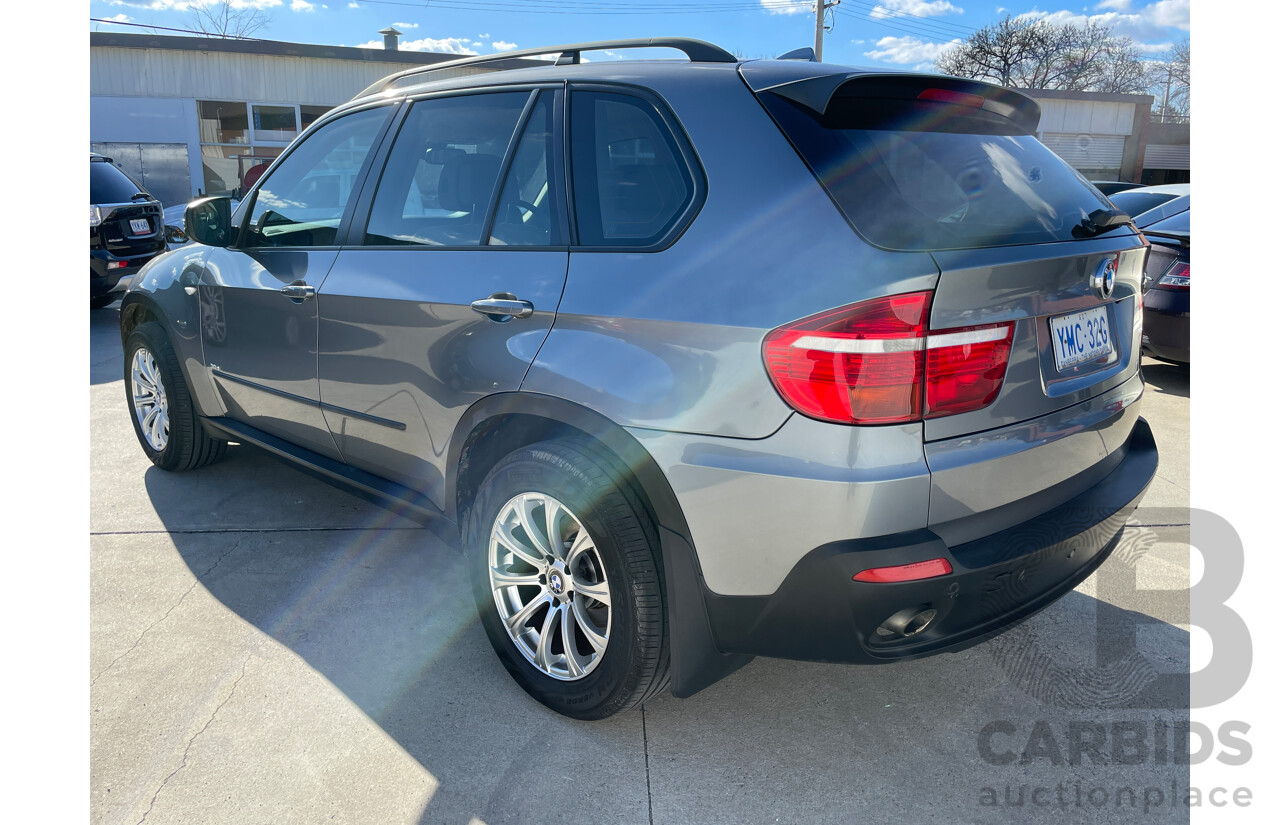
[467,443,658,719]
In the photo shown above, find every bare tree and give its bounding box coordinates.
[188,1,270,39]
[936,14,1155,94]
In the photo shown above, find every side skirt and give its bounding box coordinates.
[202,416,458,543]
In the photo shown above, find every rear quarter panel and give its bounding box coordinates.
[521,65,940,438]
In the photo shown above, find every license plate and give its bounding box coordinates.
[129,218,150,235]
[1050,306,1113,370]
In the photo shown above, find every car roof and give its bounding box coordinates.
[1132,184,1190,195]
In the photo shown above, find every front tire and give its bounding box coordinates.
[467,438,668,719]
[124,322,227,471]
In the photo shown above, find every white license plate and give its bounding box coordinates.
[129,218,150,234]
[1050,306,1113,370]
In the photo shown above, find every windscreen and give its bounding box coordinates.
[1106,190,1178,218]
[91,160,147,205]
[760,93,1114,251]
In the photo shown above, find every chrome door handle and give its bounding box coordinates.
[470,293,534,320]
[280,281,316,301]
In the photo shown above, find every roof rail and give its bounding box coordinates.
[353,37,737,100]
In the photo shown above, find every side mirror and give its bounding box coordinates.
[184,196,234,247]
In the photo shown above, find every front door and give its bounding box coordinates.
[200,104,396,459]
[317,88,568,509]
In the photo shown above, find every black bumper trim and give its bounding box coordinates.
[701,417,1158,664]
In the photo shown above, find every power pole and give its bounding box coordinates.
[814,0,840,62]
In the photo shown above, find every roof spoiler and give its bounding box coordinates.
[759,73,1041,133]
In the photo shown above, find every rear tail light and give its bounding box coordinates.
[917,88,985,108]
[763,291,1014,424]
[1157,262,1190,290]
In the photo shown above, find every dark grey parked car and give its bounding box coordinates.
[119,38,1157,719]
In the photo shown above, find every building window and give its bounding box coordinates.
[197,101,333,197]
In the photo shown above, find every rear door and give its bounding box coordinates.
[316,87,569,508]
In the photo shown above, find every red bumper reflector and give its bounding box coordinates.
[107,261,127,270]
[853,558,953,583]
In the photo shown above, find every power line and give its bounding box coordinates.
[89,17,268,40]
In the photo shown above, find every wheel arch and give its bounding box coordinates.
[447,392,752,698]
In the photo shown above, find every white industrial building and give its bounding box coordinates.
[90,31,1188,208]
[89,30,496,208]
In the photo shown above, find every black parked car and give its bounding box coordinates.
[1140,209,1190,363]
[90,153,166,309]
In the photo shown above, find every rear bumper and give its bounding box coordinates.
[90,248,163,297]
[1142,288,1190,363]
[700,416,1157,664]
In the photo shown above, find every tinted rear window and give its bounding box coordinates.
[1106,190,1178,218]
[759,93,1113,251]
[91,160,147,204]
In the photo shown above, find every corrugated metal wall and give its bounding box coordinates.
[90,46,488,105]
[1144,143,1191,170]
[1040,133,1127,169]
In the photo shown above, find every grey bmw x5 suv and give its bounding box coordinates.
[120,38,1157,719]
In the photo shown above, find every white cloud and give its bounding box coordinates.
[105,13,132,22]
[1096,0,1132,9]
[864,34,962,64]
[1134,40,1174,53]
[290,0,314,11]
[393,21,419,29]
[477,32,490,39]
[355,36,477,54]
[870,1,963,20]
[491,40,518,52]
[760,0,809,15]
[347,1,359,7]
[1016,0,1189,40]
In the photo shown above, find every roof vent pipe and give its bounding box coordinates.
[379,27,401,51]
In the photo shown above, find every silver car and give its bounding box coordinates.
[119,38,1157,719]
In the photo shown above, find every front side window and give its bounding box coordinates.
[244,106,390,248]
[569,91,695,247]
[364,91,530,247]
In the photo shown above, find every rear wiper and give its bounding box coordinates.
[129,192,151,202]
[1072,208,1131,238]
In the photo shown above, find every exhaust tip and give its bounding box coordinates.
[874,606,938,640]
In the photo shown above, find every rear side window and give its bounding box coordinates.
[760,93,1113,251]
[569,91,695,248]
[91,160,147,204]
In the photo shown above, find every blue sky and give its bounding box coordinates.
[90,0,1189,72]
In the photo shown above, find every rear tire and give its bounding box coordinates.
[466,437,668,719]
[124,322,227,471]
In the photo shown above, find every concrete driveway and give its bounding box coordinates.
[90,302,1191,824]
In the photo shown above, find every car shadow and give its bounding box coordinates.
[142,453,1191,824]
[90,303,124,386]
[1141,359,1189,398]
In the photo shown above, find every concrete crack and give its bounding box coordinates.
[91,538,244,688]
[135,654,252,825]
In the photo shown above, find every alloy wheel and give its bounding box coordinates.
[130,347,169,452]
[488,492,612,681]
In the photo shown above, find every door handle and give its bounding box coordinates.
[280,281,316,301]
[470,293,534,321]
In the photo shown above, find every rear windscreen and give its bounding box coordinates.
[759,93,1114,251]
[91,160,147,204]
